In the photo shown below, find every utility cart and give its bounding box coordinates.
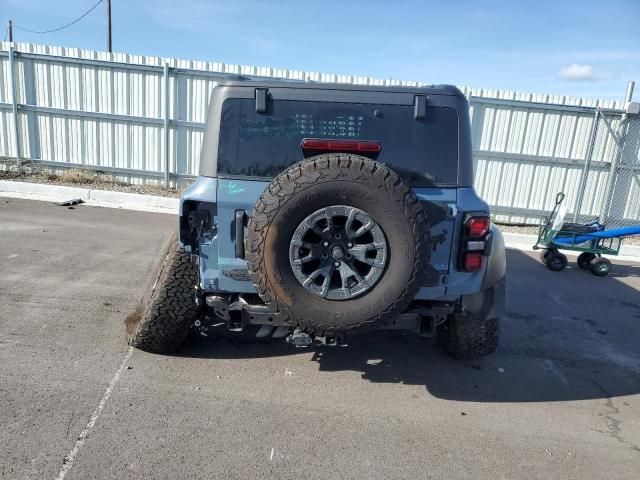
[533,193,640,276]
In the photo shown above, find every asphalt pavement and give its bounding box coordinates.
[1,198,639,480]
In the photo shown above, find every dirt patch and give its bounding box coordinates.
[124,305,143,336]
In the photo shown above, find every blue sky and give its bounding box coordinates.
[2,0,639,100]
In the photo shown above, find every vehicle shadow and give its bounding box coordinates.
[179,248,640,403]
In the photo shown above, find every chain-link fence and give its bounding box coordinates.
[574,109,640,230]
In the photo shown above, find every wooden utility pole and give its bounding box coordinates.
[8,19,13,42]
[106,0,112,52]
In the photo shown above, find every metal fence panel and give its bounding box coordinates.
[0,41,636,224]
[595,114,640,227]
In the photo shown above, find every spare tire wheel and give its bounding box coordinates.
[245,153,431,335]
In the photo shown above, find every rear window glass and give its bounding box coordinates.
[217,98,459,186]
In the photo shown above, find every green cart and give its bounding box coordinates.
[532,193,622,276]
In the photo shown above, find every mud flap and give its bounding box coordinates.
[461,276,506,320]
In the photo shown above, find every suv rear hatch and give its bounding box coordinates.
[213,95,459,293]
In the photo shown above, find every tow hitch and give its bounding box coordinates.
[286,329,339,347]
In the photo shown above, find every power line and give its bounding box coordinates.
[13,0,104,34]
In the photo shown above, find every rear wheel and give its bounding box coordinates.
[590,257,611,277]
[577,252,596,269]
[125,232,201,353]
[437,281,504,359]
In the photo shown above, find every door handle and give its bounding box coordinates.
[235,210,247,258]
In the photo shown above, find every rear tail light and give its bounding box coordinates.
[460,215,491,272]
[467,216,490,237]
[463,252,483,271]
[301,138,381,153]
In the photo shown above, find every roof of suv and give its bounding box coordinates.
[200,78,475,186]
[217,78,465,97]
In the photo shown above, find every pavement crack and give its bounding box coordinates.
[589,379,640,453]
[65,411,74,440]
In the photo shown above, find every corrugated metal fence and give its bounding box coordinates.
[0,42,637,224]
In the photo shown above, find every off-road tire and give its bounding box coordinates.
[126,232,200,353]
[245,153,431,335]
[437,280,503,359]
[437,313,499,359]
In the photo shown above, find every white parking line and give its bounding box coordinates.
[54,347,134,480]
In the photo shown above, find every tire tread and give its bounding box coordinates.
[126,232,200,353]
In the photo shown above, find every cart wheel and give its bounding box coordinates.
[545,252,568,272]
[590,257,611,277]
[539,249,551,264]
[577,252,596,269]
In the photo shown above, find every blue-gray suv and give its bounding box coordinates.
[126,79,506,359]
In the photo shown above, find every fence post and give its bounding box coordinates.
[8,44,22,172]
[623,81,635,110]
[163,62,170,189]
[573,108,599,222]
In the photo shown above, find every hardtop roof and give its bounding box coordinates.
[216,78,464,97]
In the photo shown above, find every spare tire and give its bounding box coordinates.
[245,153,431,335]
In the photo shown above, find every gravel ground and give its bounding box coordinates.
[495,224,541,236]
[0,169,185,198]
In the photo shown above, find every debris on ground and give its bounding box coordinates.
[57,198,84,207]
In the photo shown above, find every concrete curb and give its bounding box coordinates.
[88,189,178,210]
[0,180,92,200]
[0,180,178,214]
